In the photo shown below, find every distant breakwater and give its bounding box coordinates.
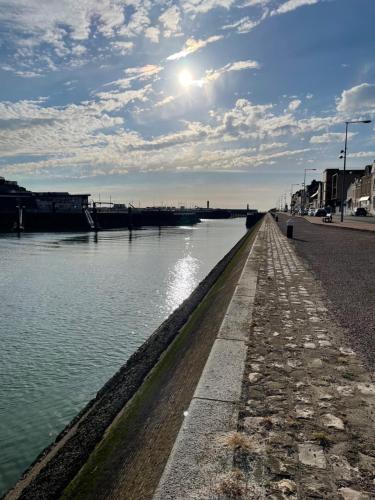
[5,214,264,500]
[0,208,200,233]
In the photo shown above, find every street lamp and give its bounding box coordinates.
[302,168,317,213]
[339,119,372,222]
[290,183,300,213]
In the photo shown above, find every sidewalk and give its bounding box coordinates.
[304,215,375,233]
[155,214,375,499]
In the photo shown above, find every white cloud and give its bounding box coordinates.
[310,132,356,144]
[271,0,320,16]
[204,59,260,82]
[336,83,375,113]
[259,142,287,151]
[71,44,87,56]
[144,26,160,43]
[347,151,375,159]
[288,99,301,111]
[0,0,127,45]
[167,35,223,61]
[238,0,271,6]
[159,5,181,37]
[124,64,164,79]
[154,96,176,108]
[111,41,134,55]
[182,0,235,15]
[118,5,151,38]
[2,67,42,78]
[94,86,152,112]
[222,16,259,33]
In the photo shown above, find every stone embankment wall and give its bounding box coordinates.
[6,215,264,500]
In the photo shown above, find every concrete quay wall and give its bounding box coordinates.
[154,217,265,499]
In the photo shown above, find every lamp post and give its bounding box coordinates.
[302,168,317,213]
[339,119,372,222]
[290,183,300,213]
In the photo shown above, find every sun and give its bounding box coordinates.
[178,69,193,88]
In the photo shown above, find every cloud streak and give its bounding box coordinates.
[167,35,223,61]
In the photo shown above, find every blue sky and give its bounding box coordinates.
[0,0,375,209]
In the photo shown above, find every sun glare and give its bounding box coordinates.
[179,69,193,88]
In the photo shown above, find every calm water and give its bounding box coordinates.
[0,219,246,494]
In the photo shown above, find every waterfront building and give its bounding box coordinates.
[308,181,323,210]
[33,192,90,212]
[322,168,365,213]
[0,177,91,231]
[0,176,34,211]
[346,164,373,214]
[290,190,303,212]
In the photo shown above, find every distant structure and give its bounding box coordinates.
[207,200,209,209]
[0,176,90,232]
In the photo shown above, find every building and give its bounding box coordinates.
[0,177,35,211]
[290,190,303,212]
[322,168,365,213]
[346,164,373,214]
[308,181,323,210]
[371,161,375,215]
[0,177,91,231]
[33,192,90,212]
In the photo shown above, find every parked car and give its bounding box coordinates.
[308,208,315,216]
[354,207,367,216]
[314,208,327,217]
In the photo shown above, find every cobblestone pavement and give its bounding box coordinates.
[234,216,375,499]
[275,213,375,370]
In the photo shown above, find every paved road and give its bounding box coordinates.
[277,213,375,369]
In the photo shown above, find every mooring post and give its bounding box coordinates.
[286,218,294,239]
[16,205,24,232]
[128,206,133,231]
[93,202,98,231]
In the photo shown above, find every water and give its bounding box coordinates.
[0,219,246,494]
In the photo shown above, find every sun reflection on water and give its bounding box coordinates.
[166,252,199,313]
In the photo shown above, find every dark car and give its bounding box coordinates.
[314,208,327,217]
[354,207,367,216]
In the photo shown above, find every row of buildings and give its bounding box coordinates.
[291,160,375,215]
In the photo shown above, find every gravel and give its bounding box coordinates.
[276,213,375,369]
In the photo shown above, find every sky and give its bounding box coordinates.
[0,0,375,210]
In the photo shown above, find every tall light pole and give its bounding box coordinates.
[290,183,300,213]
[339,119,372,222]
[302,168,317,213]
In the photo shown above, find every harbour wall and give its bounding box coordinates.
[5,214,264,500]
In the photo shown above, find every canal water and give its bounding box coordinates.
[0,218,247,494]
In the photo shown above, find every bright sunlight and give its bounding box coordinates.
[178,69,193,88]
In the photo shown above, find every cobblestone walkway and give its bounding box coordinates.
[234,216,375,499]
